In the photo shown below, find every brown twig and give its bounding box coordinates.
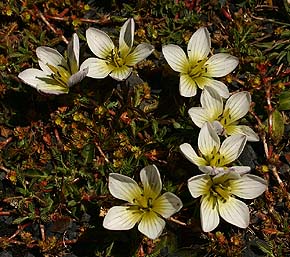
[250,14,290,26]
[95,142,110,163]
[83,125,110,163]
[249,110,269,159]
[54,128,64,150]
[169,217,187,226]
[0,137,13,150]
[8,223,31,241]
[0,211,13,216]
[265,82,273,137]
[40,224,46,242]
[0,165,11,173]
[45,14,112,25]
[34,5,68,44]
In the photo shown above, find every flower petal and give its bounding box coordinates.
[103,206,142,230]
[140,165,162,200]
[230,174,267,199]
[205,53,239,77]
[86,27,114,59]
[225,91,251,123]
[18,68,68,95]
[37,80,69,94]
[225,166,251,175]
[200,165,250,175]
[192,77,230,99]
[36,46,66,69]
[198,122,220,157]
[211,121,225,135]
[219,134,247,164]
[200,195,220,232]
[80,58,113,79]
[213,170,241,181]
[201,86,223,118]
[67,33,80,74]
[162,44,189,73]
[138,211,165,239]
[218,197,249,228]
[199,78,230,98]
[226,125,259,142]
[67,67,88,87]
[108,173,142,203]
[187,27,211,63]
[125,43,154,66]
[188,174,211,198]
[198,166,226,175]
[18,68,48,88]
[109,65,132,81]
[126,43,154,66]
[188,107,209,128]
[119,18,134,57]
[179,74,197,97]
[153,192,183,218]
[179,143,208,166]
[191,76,208,90]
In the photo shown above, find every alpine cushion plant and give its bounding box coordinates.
[103,165,183,240]
[80,18,154,81]
[162,27,239,98]
[180,122,250,175]
[187,170,267,232]
[18,33,88,94]
[188,87,259,141]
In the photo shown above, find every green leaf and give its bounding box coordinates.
[147,231,178,256]
[255,240,275,257]
[12,216,30,224]
[279,90,290,110]
[287,51,290,64]
[81,143,94,164]
[68,199,77,207]
[271,109,285,144]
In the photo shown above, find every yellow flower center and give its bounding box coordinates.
[204,146,226,167]
[218,109,232,127]
[47,64,71,88]
[132,194,153,213]
[209,180,232,209]
[107,47,125,68]
[188,59,208,79]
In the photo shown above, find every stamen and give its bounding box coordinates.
[147,197,153,208]
[107,47,124,68]
[46,63,70,88]
[213,184,230,202]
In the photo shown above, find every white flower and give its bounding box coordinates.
[188,87,259,142]
[180,122,249,175]
[18,33,88,95]
[162,27,239,98]
[188,170,267,232]
[103,165,183,240]
[80,18,154,81]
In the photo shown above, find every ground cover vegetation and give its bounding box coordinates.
[0,0,290,256]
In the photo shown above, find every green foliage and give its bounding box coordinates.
[271,109,285,145]
[278,90,290,110]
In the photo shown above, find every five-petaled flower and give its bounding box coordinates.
[188,87,259,142]
[18,33,88,94]
[162,27,239,98]
[180,122,250,175]
[80,18,154,81]
[103,165,183,240]
[188,170,267,232]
